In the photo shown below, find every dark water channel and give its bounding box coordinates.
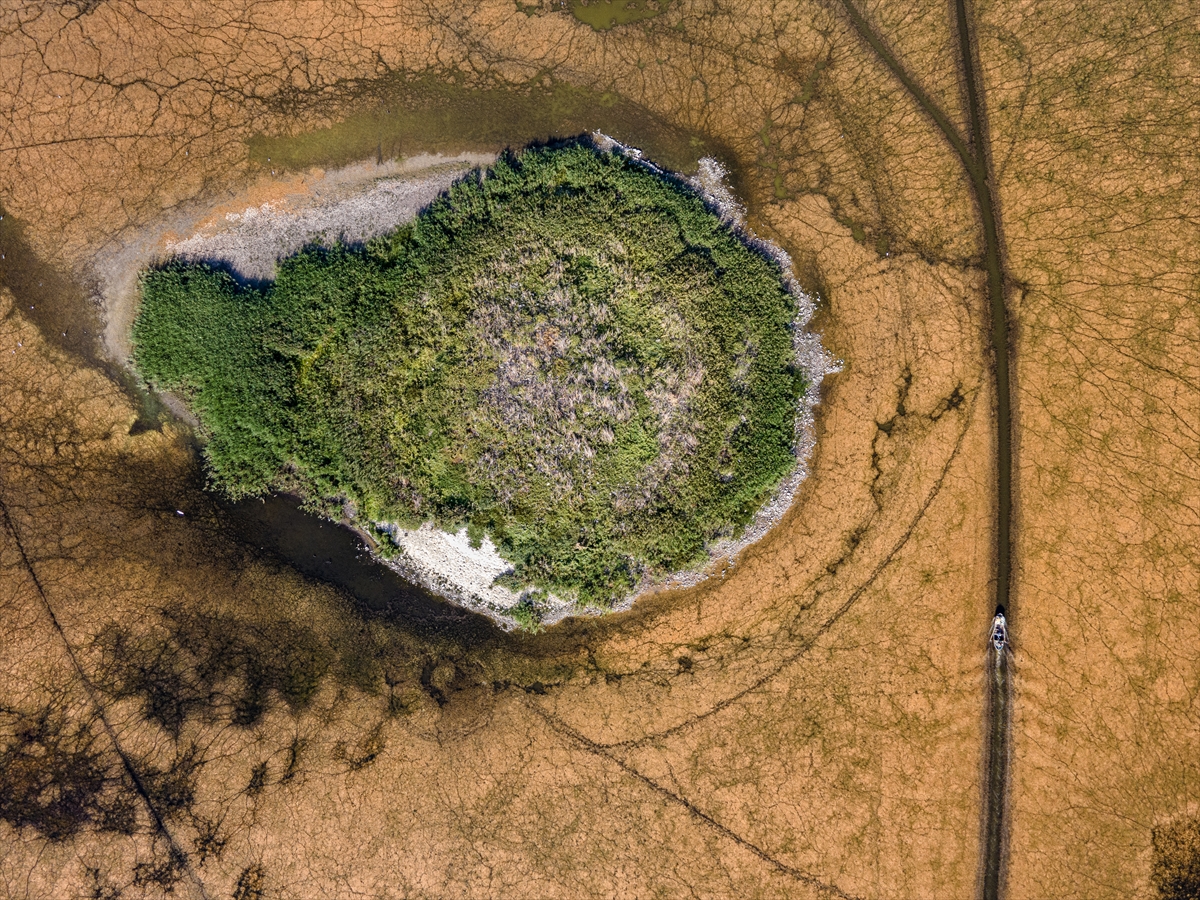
[220,493,500,642]
[218,494,508,648]
[982,635,1011,900]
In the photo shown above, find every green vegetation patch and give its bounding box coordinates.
[568,0,670,31]
[133,143,806,607]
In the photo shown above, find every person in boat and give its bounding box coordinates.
[990,608,1008,651]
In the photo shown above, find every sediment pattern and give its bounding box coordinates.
[0,2,1195,898]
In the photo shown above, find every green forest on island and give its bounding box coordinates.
[133,142,806,607]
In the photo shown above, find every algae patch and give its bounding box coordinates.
[568,0,671,31]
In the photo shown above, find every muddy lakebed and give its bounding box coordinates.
[104,138,833,631]
[4,5,1194,896]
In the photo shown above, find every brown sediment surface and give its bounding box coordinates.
[0,2,1196,898]
[832,1,1015,890]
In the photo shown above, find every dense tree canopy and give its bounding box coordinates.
[133,143,806,605]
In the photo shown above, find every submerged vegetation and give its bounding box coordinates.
[133,142,806,607]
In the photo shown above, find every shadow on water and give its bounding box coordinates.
[0,204,105,365]
[219,493,502,645]
[1152,815,1200,900]
[0,203,179,437]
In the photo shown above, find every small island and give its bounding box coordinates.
[133,141,816,628]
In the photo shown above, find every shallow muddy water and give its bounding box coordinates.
[251,76,717,184]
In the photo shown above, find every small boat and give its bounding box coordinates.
[990,610,1008,652]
